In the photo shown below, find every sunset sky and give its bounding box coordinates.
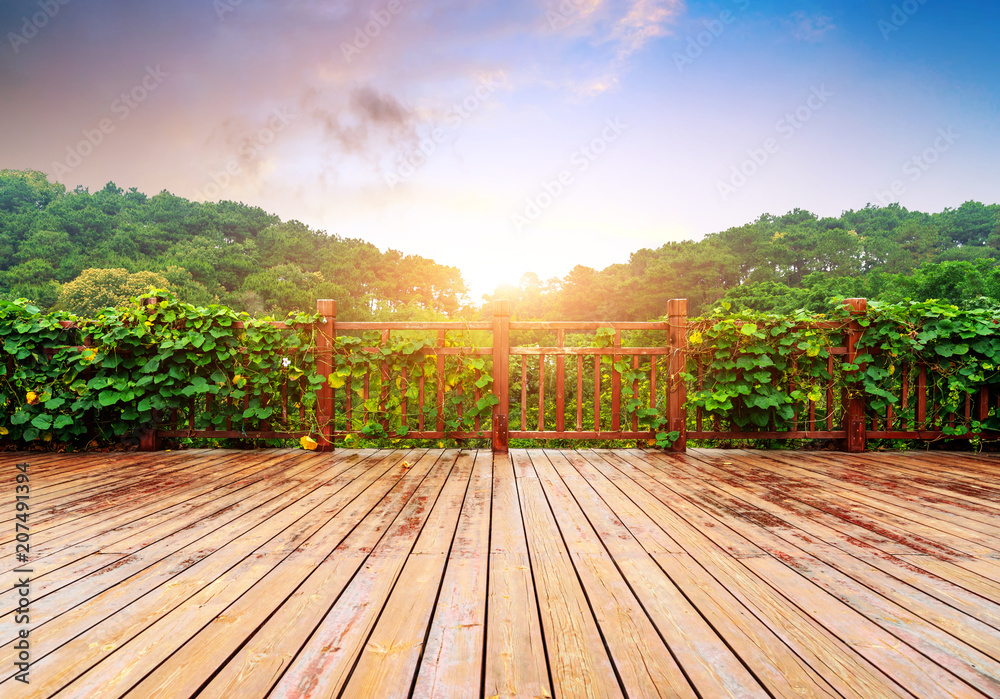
[2,0,998,299]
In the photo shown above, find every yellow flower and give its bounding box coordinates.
[888,364,895,375]
[42,433,52,442]
[81,348,97,363]
[26,391,39,405]
[300,435,318,450]
[437,441,444,448]
[689,331,703,345]
[0,427,8,436]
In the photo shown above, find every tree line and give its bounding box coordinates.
[484,202,1000,319]
[2,169,998,321]
[0,170,466,319]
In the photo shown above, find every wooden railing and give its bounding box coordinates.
[684,298,866,450]
[123,297,996,452]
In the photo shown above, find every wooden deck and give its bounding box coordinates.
[3,449,1000,698]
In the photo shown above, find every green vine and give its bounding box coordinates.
[594,327,679,447]
[2,291,323,448]
[846,299,1000,439]
[681,304,848,434]
[331,330,497,444]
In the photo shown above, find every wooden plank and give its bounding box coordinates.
[485,453,551,699]
[588,449,914,698]
[747,450,1000,557]
[195,450,445,699]
[671,451,1000,629]
[413,450,492,698]
[342,452,475,698]
[534,450,735,697]
[661,452,1000,695]
[267,451,458,698]
[566,452,838,698]
[517,452,624,699]
[0,451,327,572]
[0,452,359,611]
[2,451,411,698]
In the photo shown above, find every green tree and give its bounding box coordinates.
[56,268,169,317]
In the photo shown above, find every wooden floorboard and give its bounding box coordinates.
[2,447,1000,698]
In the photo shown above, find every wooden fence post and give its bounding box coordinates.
[844,298,867,453]
[667,299,688,452]
[316,299,336,452]
[492,299,510,453]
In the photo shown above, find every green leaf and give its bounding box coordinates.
[99,390,121,407]
[740,323,758,336]
[53,415,74,429]
[30,414,52,430]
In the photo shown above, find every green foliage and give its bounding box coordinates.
[683,306,845,433]
[0,170,469,319]
[485,202,1000,320]
[332,330,496,445]
[56,268,170,317]
[1,291,323,447]
[846,299,1000,434]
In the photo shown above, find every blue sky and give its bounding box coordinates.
[1,0,998,299]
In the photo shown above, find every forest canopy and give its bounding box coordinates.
[2,169,998,320]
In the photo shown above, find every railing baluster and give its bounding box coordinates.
[612,329,621,431]
[380,329,390,431]
[538,354,546,431]
[418,372,425,431]
[593,355,601,431]
[826,355,834,432]
[363,372,370,425]
[900,364,909,431]
[401,367,408,431]
[474,368,480,432]
[556,330,565,433]
[521,356,528,430]
[576,355,584,431]
[437,330,446,433]
[917,363,927,429]
[632,355,640,432]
